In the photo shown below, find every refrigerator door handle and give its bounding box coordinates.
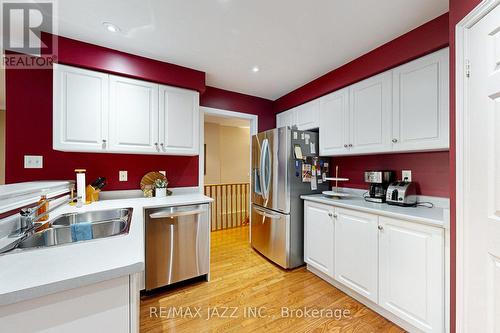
[260,138,271,200]
[254,206,281,220]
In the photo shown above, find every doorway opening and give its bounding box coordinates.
[199,107,257,233]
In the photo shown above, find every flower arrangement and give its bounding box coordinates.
[154,179,167,189]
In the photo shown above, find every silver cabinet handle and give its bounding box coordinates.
[328,212,333,217]
[392,138,398,143]
[102,139,107,143]
[349,144,353,147]
[344,144,348,148]
[149,209,205,219]
[378,225,383,230]
[333,213,338,218]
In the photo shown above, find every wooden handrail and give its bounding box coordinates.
[204,183,250,231]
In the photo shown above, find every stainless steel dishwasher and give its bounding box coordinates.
[145,204,209,291]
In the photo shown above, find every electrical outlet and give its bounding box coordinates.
[159,171,166,176]
[402,170,412,182]
[119,171,128,182]
[24,155,43,169]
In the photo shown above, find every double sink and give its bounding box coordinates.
[13,208,133,251]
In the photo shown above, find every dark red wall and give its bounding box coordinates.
[331,151,449,197]
[275,13,451,197]
[200,86,275,132]
[5,38,275,190]
[274,13,449,113]
[449,1,482,332]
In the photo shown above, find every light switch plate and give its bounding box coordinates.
[24,155,43,169]
[119,171,128,182]
[402,170,412,182]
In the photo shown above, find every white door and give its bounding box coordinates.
[296,99,320,130]
[276,109,297,129]
[334,208,378,303]
[53,64,109,152]
[304,201,335,277]
[349,72,392,154]
[460,5,500,332]
[159,85,199,155]
[379,216,444,332]
[392,48,449,152]
[109,75,159,153]
[319,88,350,156]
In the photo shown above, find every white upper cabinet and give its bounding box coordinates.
[378,216,444,333]
[349,72,393,154]
[53,64,199,156]
[334,207,379,303]
[296,99,320,130]
[304,201,335,277]
[319,88,349,155]
[159,85,199,155]
[276,109,296,129]
[109,75,159,153]
[276,99,319,131]
[392,48,449,151]
[53,64,109,152]
[314,48,449,156]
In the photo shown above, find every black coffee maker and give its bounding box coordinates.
[364,170,396,203]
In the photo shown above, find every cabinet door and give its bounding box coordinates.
[304,201,335,277]
[392,48,449,152]
[319,88,350,156]
[379,216,444,333]
[109,75,159,153]
[276,109,297,129]
[53,64,109,152]
[349,72,392,154]
[159,85,199,155]
[335,208,379,302]
[296,99,320,130]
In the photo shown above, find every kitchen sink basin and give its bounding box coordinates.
[15,208,133,250]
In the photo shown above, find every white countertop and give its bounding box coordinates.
[0,192,212,306]
[301,193,448,228]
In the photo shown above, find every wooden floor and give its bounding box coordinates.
[140,226,404,333]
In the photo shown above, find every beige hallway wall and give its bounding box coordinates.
[204,123,250,185]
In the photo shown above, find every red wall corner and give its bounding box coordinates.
[200,86,275,132]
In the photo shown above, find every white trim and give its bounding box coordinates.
[198,106,258,191]
[455,1,500,332]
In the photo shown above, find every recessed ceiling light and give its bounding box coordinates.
[103,22,120,33]
[252,66,260,73]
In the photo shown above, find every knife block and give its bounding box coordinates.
[86,185,101,203]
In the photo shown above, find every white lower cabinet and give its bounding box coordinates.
[334,208,378,303]
[0,276,137,333]
[378,216,444,333]
[304,201,445,333]
[304,201,335,277]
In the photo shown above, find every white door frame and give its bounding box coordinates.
[455,0,500,331]
[198,106,258,191]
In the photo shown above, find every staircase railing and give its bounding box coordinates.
[204,183,250,231]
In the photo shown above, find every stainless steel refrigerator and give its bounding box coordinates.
[251,127,329,269]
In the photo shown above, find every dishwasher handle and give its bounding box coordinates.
[149,208,205,219]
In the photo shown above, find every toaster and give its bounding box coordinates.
[386,181,417,206]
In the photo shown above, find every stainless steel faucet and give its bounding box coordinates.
[19,196,75,231]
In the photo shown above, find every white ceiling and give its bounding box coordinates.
[50,0,448,100]
[205,114,250,128]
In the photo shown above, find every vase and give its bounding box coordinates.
[155,188,167,198]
